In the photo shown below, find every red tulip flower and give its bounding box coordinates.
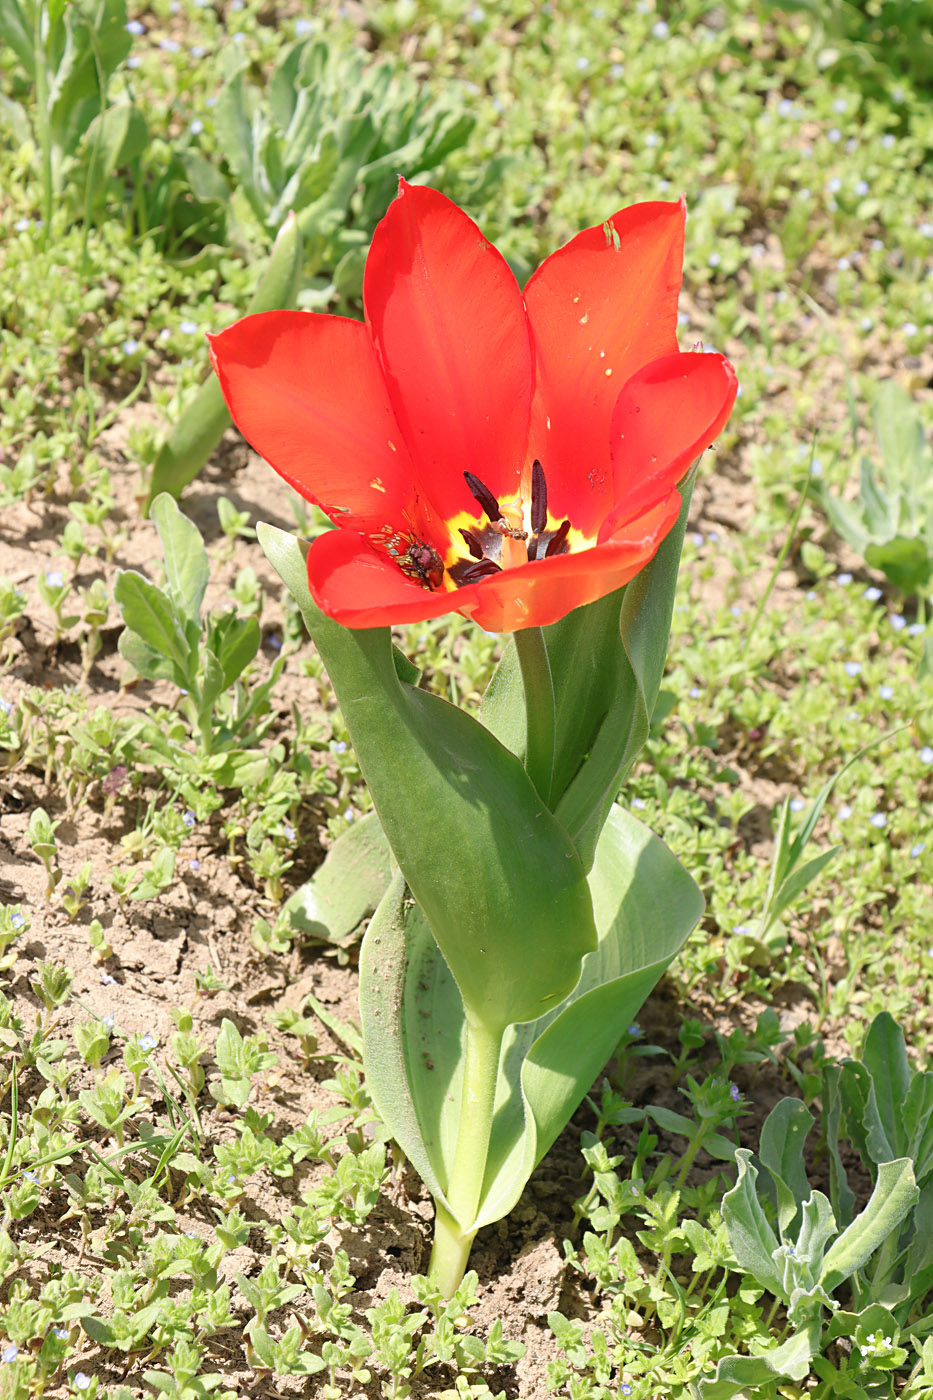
[209,181,737,632]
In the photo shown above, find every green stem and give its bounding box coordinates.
[513,626,556,806]
[33,1,53,238]
[428,1016,503,1298]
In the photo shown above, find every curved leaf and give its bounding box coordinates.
[260,522,596,1032]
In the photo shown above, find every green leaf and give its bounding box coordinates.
[865,537,931,594]
[359,805,702,1231]
[721,1151,784,1299]
[260,523,596,1032]
[695,1321,820,1399]
[81,101,148,210]
[759,1098,814,1236]
[114,570,192,687]
[149,493,209,629]
[861,1013,912,1160]
[822,1065,856,1228]
[284,812,393,946]
[820,1158,919,1292]
[209,612,261,689]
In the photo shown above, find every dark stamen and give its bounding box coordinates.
[459,527,485,560]
[464,471,502,522]
[459,558,502,584]
[545,519,571,557]
[531,459,547,534]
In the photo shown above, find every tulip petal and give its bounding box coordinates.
[208,310,415,532]
[599,351,738,541]
[364,180,535,524]
[524,200,685,535]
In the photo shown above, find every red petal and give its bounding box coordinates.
[524,200,686,536]
[599,351,737,541]
[364,180,534,523]
[208,310,414,532]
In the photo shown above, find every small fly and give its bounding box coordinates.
[376,528,445,590]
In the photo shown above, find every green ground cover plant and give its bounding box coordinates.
[0,0,931,1395]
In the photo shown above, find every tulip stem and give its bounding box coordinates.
[514,626,556,806]
[428,1015,503,1297]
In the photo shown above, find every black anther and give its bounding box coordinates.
[464,471,502,523]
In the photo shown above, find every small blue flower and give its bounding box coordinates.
[126,53,141,68]
[730,604,742,617]
[102,1013,115,1033]
[912,844,927,858]
[805,590,816,601]
[730,1083,741,1102]
[870,812,887,829]
[890,614,906,631]
[827,127,841,143]
[21,1169,39,1183]
[2,1343,18,1362]
[52,1327,67,1339]
[14,217,31,232]
[881,133,895,149]
[179,318,199,334]
[644,132,659,147]
[159,37,180,51]
[688,687,701,699]
[708,252,722,268]
[838,805,853,821]
[864,586,882,601]
[844,661,862,677]
[733,924,751,935]
[345,810,356,823]
[74,1375,92,1392]
[122,338,139,355]
[610,62,623,78]
[879,685,894,700]
[576,56,590,71]
[294,16,314,33]
[190,44,205,57]
[827,177,842,194]
[139,1033,157,1051]
[331,740,348,754]
[284,822,296,840]
[101,972,117,985]
[854,180,869,196]
[45,569,64,588]
[631,798,645,810]
[182,811,196,828]
[10,911,25,929]
[790,798,806,812]
[832,97,847,113]
[836,257,851,271]
[267,633,283,651]
[903,321,919,337]
[921,747,933,765]
[189,858,200,871]
[908,622,925,636]
[835,572,852,586]
[627,1024,641,1038]
[691,532,704,546]
[125,18,145,33]
[652,19,669,37]
[860,316,874,331]
[620,1387,633,1397]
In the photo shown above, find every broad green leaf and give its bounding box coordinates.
[114,570,192,686]
[694,1319,820,1398]
[149,493,209,629]
[759,1098,813,1235]
[862,1013,912,1159]
[825,1302,897,1343]
[0,0,33,74]
[117,629,181,686]
[872,378,933,488]
[261,523,595,1031]
[864,537,931,593]
[904,1072,933,1184]
[794,1191,836,1279]
[284,812,393,947]
[820,1158,918,1292]
[81,102,147,211]
[146,212,303,505]
[359,805,702,1232]
[209,612,261,689]
[721,1151,784,1299]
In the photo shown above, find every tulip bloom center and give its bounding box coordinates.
[373,459,582,595]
